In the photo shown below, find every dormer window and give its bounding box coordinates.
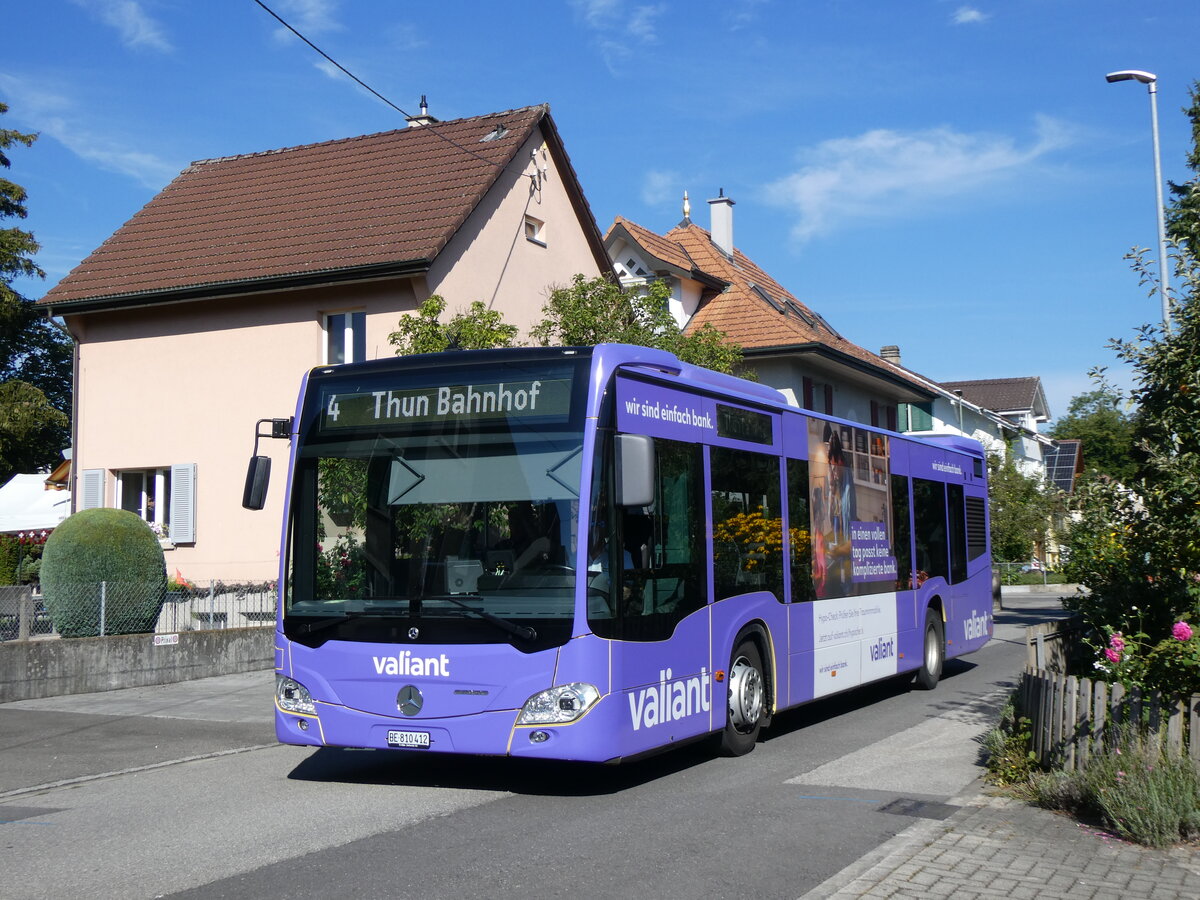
[615,254,651,280]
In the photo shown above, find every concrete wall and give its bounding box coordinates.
[0,628,273,702]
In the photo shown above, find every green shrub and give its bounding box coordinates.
[0,534,18,585]
[41,508,167,637]
[1023,727,1200,848]
[1083,741,1200,848]
[982,694,1038,787]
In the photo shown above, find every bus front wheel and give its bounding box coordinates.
[914,611,944,690]
[720,639,765,756]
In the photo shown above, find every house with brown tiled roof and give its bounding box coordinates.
[39,103,611,582]
[606,194,1060,475]
[606,193,937,430]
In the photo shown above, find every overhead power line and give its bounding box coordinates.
[250,0,504,170]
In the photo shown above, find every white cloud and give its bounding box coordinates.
[0,74,180,190]
[628,5,666,43]
[272,0,344,42]
[641,170,682,207]
[571,0,666,72]
[764,117,1073,242]
[953,6,990,25]
[71,0,173,52]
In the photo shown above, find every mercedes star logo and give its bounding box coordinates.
[397,684,424,716]
[408,627,420,640]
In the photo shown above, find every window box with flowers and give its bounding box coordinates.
[150,521,173,550]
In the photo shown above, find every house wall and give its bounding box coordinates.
[427,130,605,336]
[748,357,896,428]
[67,279,421,583]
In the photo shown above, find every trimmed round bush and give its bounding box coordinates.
[41,508,167,637]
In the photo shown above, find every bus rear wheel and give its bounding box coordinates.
[720,639,765,756]
[914,611,944,690]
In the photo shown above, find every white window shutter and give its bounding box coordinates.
[170,463,197,544]
[81,469,105,509]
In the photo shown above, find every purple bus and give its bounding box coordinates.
[246,343,992,762]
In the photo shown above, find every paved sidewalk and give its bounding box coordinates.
[802,588,1200,900]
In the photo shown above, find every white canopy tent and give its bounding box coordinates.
[0,474,71,534]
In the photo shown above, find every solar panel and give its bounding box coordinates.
[1044,440,1081,493]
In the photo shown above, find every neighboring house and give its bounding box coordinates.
[39,104,611,582]
[885,357,1055,478]
[939,377,1053,478]
[606,193,937,427]
[606,192,1058,479]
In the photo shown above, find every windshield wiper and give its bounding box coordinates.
[429,594,538,642]
[291,607,405,636]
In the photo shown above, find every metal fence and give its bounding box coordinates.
[0,580,277,642]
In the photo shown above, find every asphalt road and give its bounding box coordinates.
[0,593,1066,900]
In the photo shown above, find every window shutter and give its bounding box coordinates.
[170,463,197,544]
[870,400,880,428]
[886,406,898,432]
[824,385,834,415]
[81,469,105,509]
[802,377,813,411]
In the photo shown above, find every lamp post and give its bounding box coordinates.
[1106,70,1171,329]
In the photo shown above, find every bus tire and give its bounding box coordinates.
[914,611,944,690]
[720,639,765,756]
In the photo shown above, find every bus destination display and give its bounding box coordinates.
[319,376,573,431]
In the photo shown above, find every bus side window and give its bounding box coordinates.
[891,474,913,591]
[787,458,814,603]
[711,446,785,602]
[947,483,967,584]
[912,477,949,584]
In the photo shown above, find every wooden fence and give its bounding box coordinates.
[1022,667,1200,771]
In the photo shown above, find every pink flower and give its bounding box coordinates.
[1172,621,1193,642]
[1109,633,1126,652]
[1105,647,1122,664]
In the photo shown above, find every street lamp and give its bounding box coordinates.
[1106,69,1171,329]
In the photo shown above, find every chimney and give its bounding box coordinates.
[708,188,735,257]
[406,95,439,127]
[880,345,902,366]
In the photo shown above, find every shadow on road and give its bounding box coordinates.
[285,738,720,796]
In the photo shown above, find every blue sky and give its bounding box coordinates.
[6,0,1199,425]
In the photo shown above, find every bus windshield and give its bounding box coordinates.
[284,357,586,649]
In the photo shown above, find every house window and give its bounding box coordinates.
[83,464,196,544]
[117,468,171,535]
[325,311,366,364]
[524,215,546,246]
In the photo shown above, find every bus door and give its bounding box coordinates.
[590,376,715,754]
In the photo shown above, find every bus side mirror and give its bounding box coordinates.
[242,455,271,510]
[614,434,655,507]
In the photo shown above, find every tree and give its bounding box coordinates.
[986,451,1061,562]
[530,275,743,374]
[1166,80,1200,259]
[388,295,518,355]
[0,103,71,483]
[1048,383,1137,483]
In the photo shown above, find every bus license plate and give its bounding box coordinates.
[387,730,431,749]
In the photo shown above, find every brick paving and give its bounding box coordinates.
[802,786,1200,899]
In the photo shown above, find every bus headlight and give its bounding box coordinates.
[276,674,316,715]
[517,683,600,725]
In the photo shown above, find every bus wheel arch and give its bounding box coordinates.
[914,604,945,691]
[719,623,772,756]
